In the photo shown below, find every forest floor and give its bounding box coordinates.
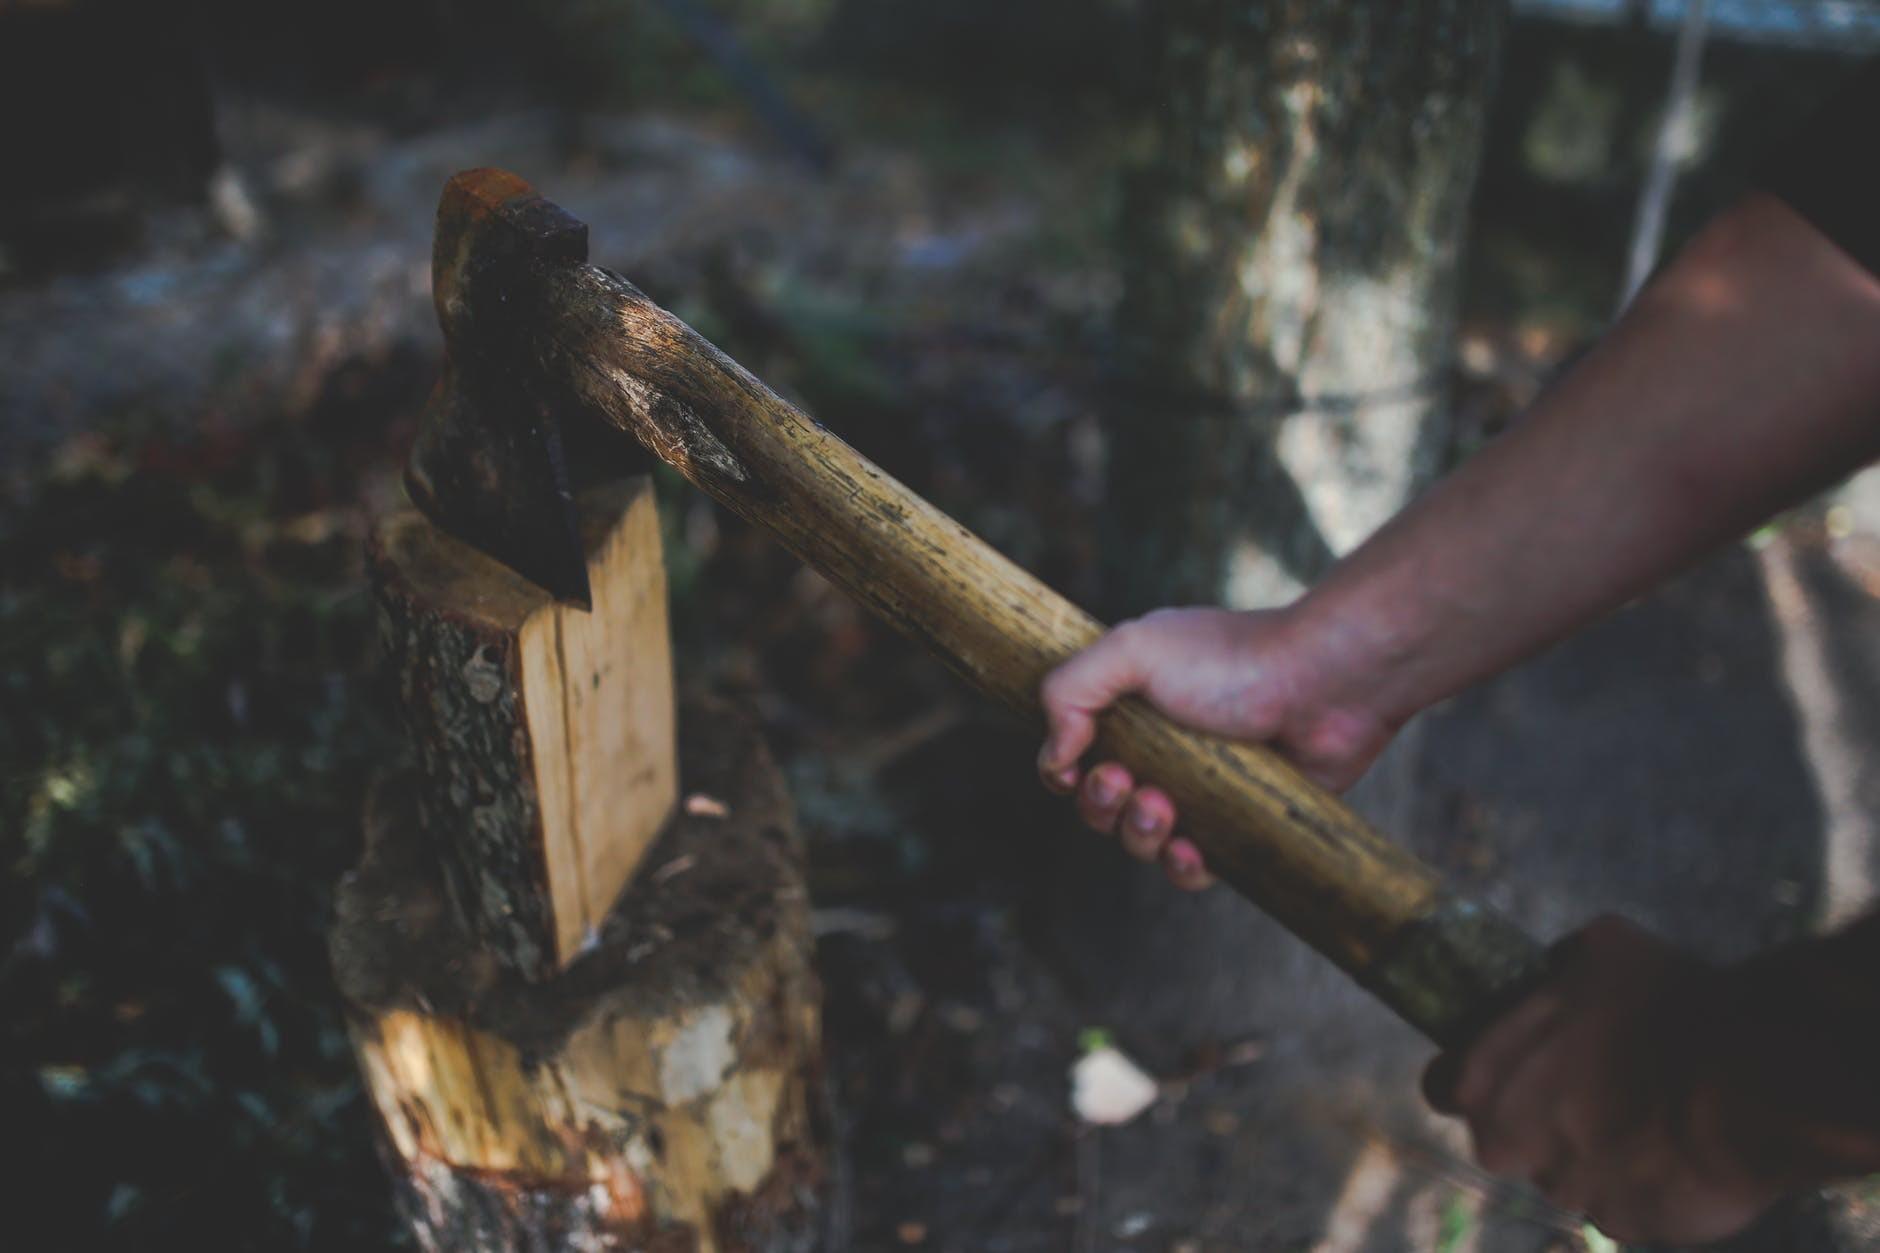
[5,94,1880,1253]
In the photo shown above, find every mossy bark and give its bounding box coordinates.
[1107,0,1506,612]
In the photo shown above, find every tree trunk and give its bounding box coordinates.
[1058,0,1506,1057]
[331,702,826,1253]
[1106,0,1504,613]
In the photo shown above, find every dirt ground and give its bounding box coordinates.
[6,95,1880,1253]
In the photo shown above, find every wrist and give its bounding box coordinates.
[1280,574,1439,730]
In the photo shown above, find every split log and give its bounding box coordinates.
[331,702,825,1253]
[369,476,677,979]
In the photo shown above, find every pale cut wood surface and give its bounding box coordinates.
[370,476,677,977]
[521,482,679,963]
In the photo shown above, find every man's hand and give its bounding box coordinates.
[1424,916,1788,1245]
[1036,605,1401,889]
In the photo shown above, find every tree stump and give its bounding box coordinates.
[331,703,825,1252]
[368,477,677,979]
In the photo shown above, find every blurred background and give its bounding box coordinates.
[4,0,1880,1249]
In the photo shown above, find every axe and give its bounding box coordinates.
[405,168,1547,1048]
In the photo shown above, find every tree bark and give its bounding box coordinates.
[1053,0,1508,1056]
[1107,0,1505,613]
[331,702,826,1253]
[369,478,677,979]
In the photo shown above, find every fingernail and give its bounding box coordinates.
[1055,768,1078,791]
[1169,845,1198,874]
[1090,776,1118,805]
[1129,810,1159,837]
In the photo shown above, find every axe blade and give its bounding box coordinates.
[402,168,603,608]
[406,374,593,609]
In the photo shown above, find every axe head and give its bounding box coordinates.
[405,169,639,609]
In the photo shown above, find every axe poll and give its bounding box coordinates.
[406,168,1547,1047]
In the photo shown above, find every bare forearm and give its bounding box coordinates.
[1298,194,1880,724]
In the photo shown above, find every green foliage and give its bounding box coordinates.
[1,417,403,1250]
[1435,1191,1475,1253]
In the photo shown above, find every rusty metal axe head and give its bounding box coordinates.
[405,169,637,609]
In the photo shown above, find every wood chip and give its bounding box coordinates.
[651,854,696,884]
[1072,1045,1159,1126]
[684,792,731,818]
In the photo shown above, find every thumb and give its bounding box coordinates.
[1038,627,1148,777]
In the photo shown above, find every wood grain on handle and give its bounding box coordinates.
[522,260,1546,1043]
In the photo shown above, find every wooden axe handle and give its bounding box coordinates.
[535,261,1547,1044]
